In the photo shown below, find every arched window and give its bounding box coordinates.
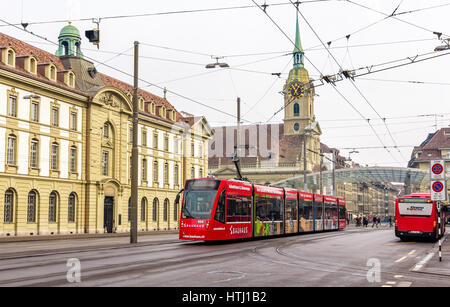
[4,189,14,223]
[75,42,81,56]
[50,65,57,81]
[62,41,69,56]
[173,198,178,221]
[152,198,159,222]
[7,50,14,66]
[141,197,147,222]
[49,192,58,223]
[68,193,76,223]
[29,58,36,73]
[27,191,37,223]
[294,103,300,116]
[164,199,169,222]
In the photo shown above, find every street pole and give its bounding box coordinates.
[130,41,139,244]
[303,134,307,192]
[237,97,241,158]
[319,152,323,195]
[332,151,336,197]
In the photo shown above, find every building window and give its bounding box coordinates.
[199,168,203,178]
[191,167,195,179]
[69,72,75,87]
[164,163,169,184]
[191,141,195,157]
[164,136,169,152]
[294,103,300,116]
[7,50,14,66]
[294,123,300,131]
[51,107,59,127]
[104,123,109,138]
[68,193,76,223]
[8,95,17,117]
[173,198,178,221]
[129,127,133,143]
[30,58,37,74]
[142,130,147,147]
[50,65,57,81]
[70,146,77,173]
[49,192,57,223]
[142,158,147,181]
[51,143,59,171]
[102,151,109,176]
[7,135,16,166]
[141,197,147,222]
[31,101,39,122]
[153,134,158,149]
[27,191,37,223]
[4,189,14,223]
[174,138,179,154]
[153,161,158,182]
[199,143,203,157]
[174,164,179,186]
[70,112,77,131]
[153,198,159,222]
[164,199,169,222]
[30,139,39,169]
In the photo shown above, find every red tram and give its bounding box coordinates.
[178,179,346,241]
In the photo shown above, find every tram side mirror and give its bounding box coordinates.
[175,189,184,206]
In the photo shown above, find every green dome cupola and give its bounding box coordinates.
[56,22,83,58]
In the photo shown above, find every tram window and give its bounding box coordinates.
[339,206,346,219]
[214,190,225,224]
[303,201,313,219]
[286,199,297,221]
[227,194,251,223]
[255,195,283,222]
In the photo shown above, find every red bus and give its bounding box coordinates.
[178,178,346,242]
[338,198,347,230]
[395,193,446,241]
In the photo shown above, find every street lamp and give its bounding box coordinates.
[434,38,450,51]
[205,56,230,69]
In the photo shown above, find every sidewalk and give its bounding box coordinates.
[0,230,178,243]
[414,233,450,276]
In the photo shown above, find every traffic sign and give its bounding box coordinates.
[431,160,446,180]
[431,180,447,201]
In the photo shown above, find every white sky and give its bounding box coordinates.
[3,0,450,167]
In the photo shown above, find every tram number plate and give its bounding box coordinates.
[409,231,422,234]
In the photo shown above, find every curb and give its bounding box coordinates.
[0,230,178,244]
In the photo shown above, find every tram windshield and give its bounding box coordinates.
[182,180,220,219]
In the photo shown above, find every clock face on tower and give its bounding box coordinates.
[287,81,305,100]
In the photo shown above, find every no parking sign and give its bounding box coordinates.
[431,160,446,180]
[431,180,446,201]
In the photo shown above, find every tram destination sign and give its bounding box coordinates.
[431,160,446,180]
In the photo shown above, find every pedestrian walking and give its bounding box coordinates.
[389,216,393,227]
[377,217,381,226]
[372,216,378,228]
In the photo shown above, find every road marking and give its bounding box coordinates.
[394,275,403,279]
[386,281,397,285]
[398,281,412,287]
[381,285,392,287]
[395,256,407,263]
[412,252,435,272]
[408,250,416,256]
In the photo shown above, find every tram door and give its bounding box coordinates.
[104,197,114,233]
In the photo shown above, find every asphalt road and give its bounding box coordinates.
[0,226,448,287]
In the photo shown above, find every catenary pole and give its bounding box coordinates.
[131,41,139,244]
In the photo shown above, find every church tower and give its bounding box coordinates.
[283,12,318,137]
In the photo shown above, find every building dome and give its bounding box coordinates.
[59,23,81,39]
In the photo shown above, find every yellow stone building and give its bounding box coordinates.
[0,25,212,237]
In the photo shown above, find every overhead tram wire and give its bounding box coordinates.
[290,0,409,163]
[251,0,401,165]
[0,1,335,28]
[345,0,450,39]
[0,18,258,125]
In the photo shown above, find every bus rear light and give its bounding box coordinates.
[434,221,437,227]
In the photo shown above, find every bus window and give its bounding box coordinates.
[214,189,225,224]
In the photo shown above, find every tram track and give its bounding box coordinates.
[249,230,450,285]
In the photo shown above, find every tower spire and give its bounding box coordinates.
[293,10,304,68]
